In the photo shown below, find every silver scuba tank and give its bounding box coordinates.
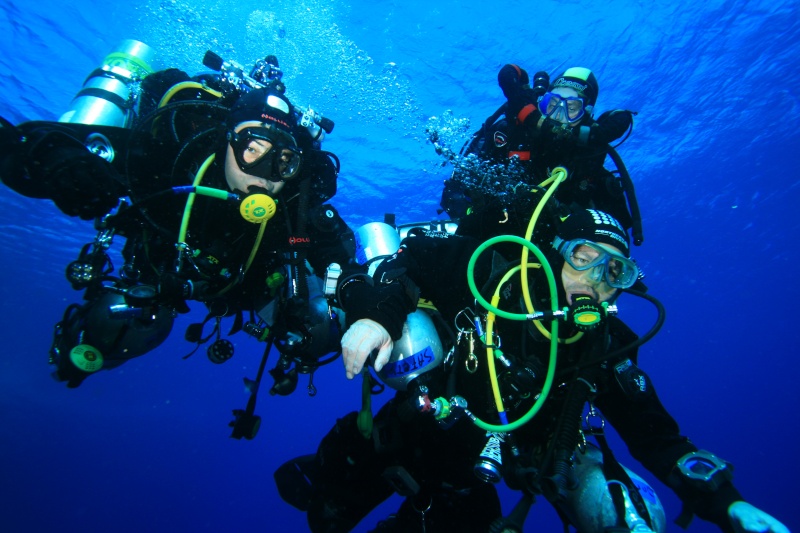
[559,443,666,532]
[353,221,402,276]
[353,221,445,391]
[378,309,445,391]
[59,39,158,128]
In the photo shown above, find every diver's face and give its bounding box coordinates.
[224,120,286,195]
[543,87,583,126]
[560,241,622,305]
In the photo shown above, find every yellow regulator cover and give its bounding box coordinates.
[240,194,277,224]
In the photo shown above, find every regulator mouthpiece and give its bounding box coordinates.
[240,194,277,224]
[568,295,607,331]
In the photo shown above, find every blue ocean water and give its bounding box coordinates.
[0,1,798,531]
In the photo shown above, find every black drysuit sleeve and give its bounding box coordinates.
[0,120,126,220]
[595,335,743,531]
[338,229,488,340]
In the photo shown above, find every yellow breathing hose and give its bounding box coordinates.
[466,234,559,432]
[465,166,584,431]
[178,154,217,246]
[485,264,540,421]
[175,153,269,295]
[158,81,223,109]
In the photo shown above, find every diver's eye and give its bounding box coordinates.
[571,245,600,267]
[571,253,591,267]
[546,96,562,114]
[242,139,273,164]
[567,101,583,114]
[607,259,623,282]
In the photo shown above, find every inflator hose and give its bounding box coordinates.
[542,328,606,502]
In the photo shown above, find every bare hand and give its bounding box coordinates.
[729,501,790,533]
[341,319,393,379]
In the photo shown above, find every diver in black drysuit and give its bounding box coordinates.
[440,64,643,246]
[275,205,784,532]
[0,60,355,411]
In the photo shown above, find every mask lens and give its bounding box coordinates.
[277,147,302,179]
[606,257,628,287]
[562,239,638,289]
[568,243,604,270]
[565,98,584,120]
[230,127,302,181]
[539,92,585,123]
[539,93,561,116]
[238,136,273,166]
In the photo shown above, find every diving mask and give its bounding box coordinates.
[554,237,639,289]
[228,126,302,182]
[538,91,586,124]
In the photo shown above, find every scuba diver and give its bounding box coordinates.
[0,40,355,439]
[439,64,644,247]
[274,183,788,531]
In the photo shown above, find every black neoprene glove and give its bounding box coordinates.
[498,64,530,100]
[497,64,538,126]
[22,129,126,220]
[553,110,636,147]
[591,110,635,144]
[498,64,549,128]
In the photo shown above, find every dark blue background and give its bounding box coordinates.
[1,1,797,531]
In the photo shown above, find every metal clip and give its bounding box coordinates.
[583,403,605,435]
[466,331,479,373]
